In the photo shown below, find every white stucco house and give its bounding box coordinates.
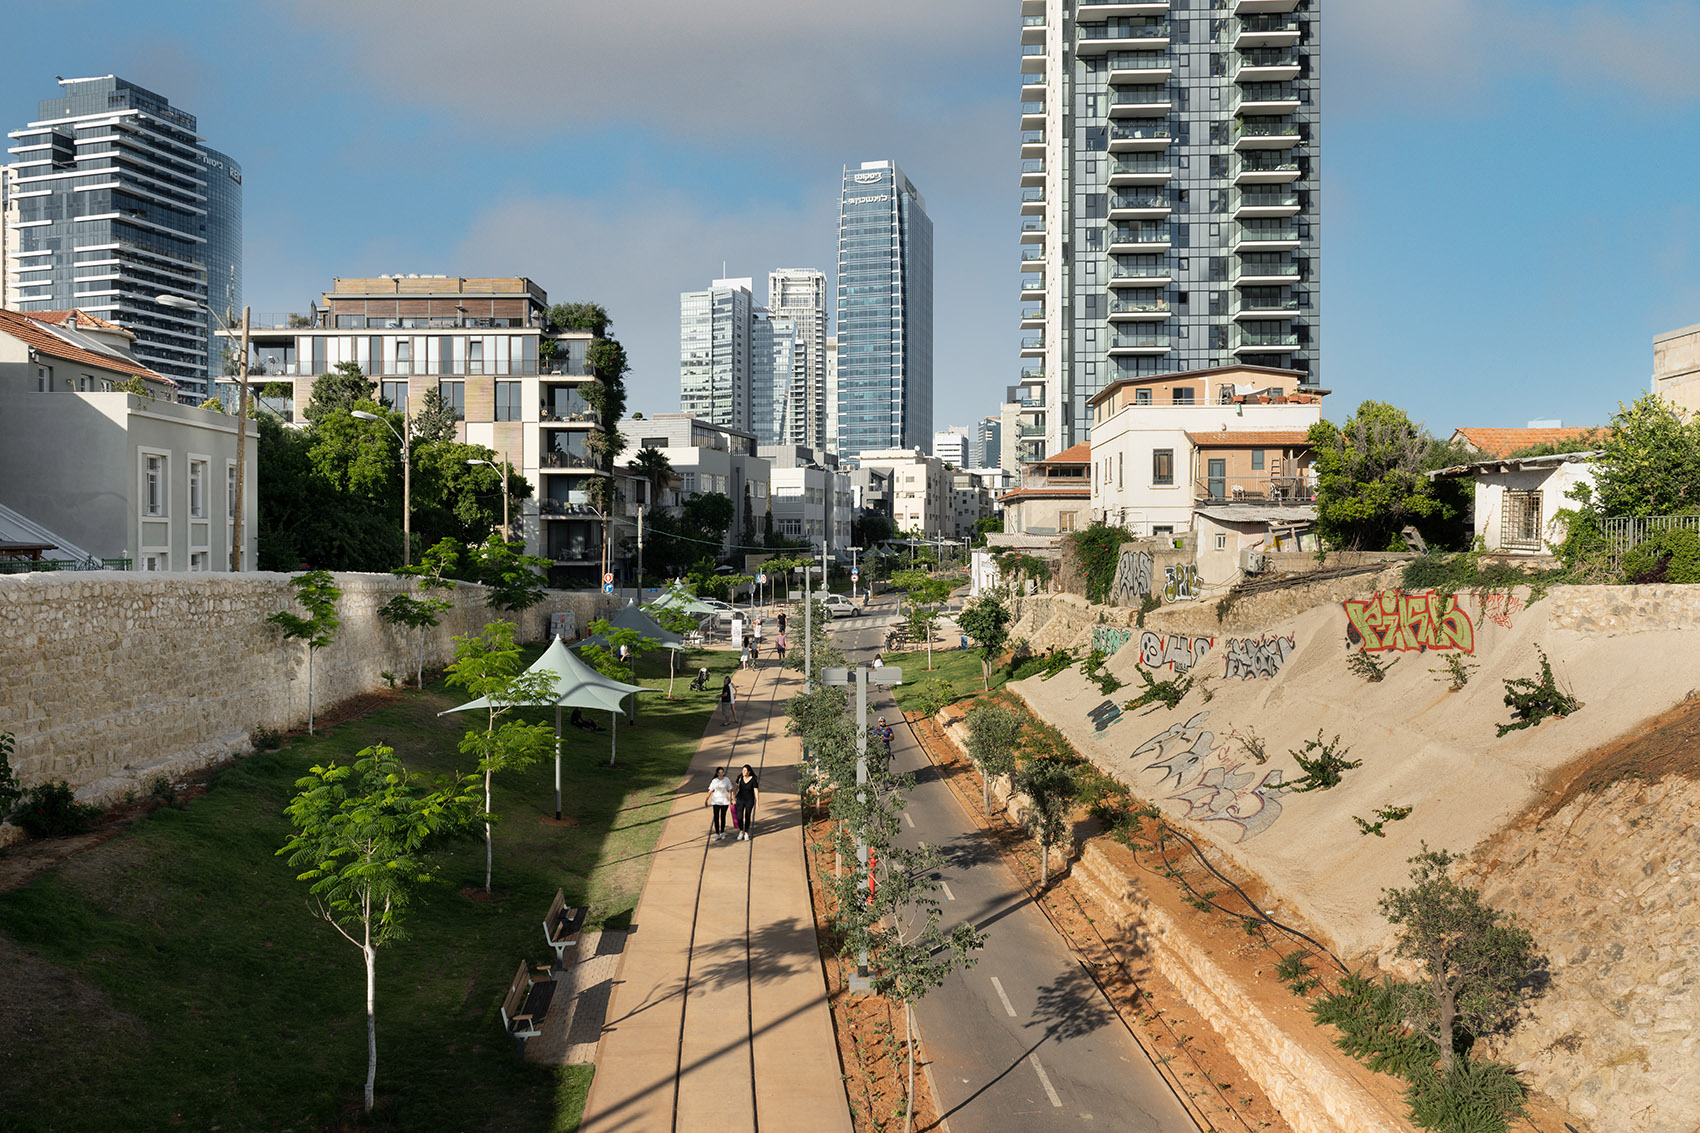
[1429,451,1599,554]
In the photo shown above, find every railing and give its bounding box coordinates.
[1021,217,1045,233]
[1020,368,1045,382]
[1238,15,1302,35]
[1020,335,1045,349]
[1021,186,1045,202]
[1080,20,1170,39]
[1108,52,1171,71]
[1020,159,1045,174]
[1235,261,1300,277]
[1021,101,1046,114]
[1604,514,1700,567]
[1023,14,1046,27]
[1236,225,1300,242]
[1233,296,1300,314]
[1112,88,1171,106]
[1236,190,1301,209]
[540,451,594,469]
[0,556,132,574]
[1020,248,1045,262]
[1111,158,1171,174]
[1196,474,1315,504]
[1236,331,1301,347]
[1110,226,1170,244]
[1111,335,1171,349]
[1110,298,1171,314]
[1238,48,1298,68]
[540,408,596,423]
[1239,121,1303,139]
[1110,264,1170,279]
[1236,83,1298,106]
[1020,130,1045,146]
[249,312,322,330]
[1020,307,1045,321]
[1239,154,1300,172]
[1110,192,1171,210]
[1109,123,1172,142]
[1020,277,1046,292]
[1022,43,1045,56]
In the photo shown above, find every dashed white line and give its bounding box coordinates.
[990,976,1018,1017]
[1029,1053,1063,1108]
[903,811,915,828]
[940,881,956,901]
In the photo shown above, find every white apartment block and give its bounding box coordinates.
[680,278,753,433]
[768,269,830,448]
[854,448,952,538]
[933,428,971,466]
[761,445,852,558]
[620,414,769,557]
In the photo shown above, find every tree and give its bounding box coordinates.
[304,361,377,424]
[1309,402,1471,551]
[579,617,657,685]
[1014,759,1077,886]
[627,446,675,507]
[964,703,1022,815]
[277,745,483,1114]
[682,492,736,549]
[444,623,557,894]
[548,302,611,337]
[1379,847,1544,1072]
[409,442,528,552]
[382,543,458,688]
[268,570,342,734]
[1585,393,1700,518]
[893,572,953,670]
[410,387,459,444]
[257,380,294,417]
[468,535,548,612]
[972,516,1003,546]
[958,593,1012,690]
[853,513,894,549]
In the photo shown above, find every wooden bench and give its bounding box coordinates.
[500,960,556,1052]
[543,889,589,968]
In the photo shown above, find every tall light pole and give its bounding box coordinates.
[353,410,411,565]
[824,661,902,990]
[467,455,512,542]
[158,295,249,570]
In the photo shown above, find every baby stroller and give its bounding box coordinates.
[689,666,711,692]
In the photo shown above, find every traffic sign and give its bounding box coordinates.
[602,582,613,594]
[757,572,767,584]
[851,570,859,581]
[602,572,614,583]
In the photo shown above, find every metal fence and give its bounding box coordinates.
[0,556,132,575]
[1602,514,1700,567]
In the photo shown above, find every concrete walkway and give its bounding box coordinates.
[579,660,852,1133]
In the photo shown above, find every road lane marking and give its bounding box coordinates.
[1029,1053,1064,1108]
[990,977,1017,1017]
[940,882,956,901]
[903,811,915,828]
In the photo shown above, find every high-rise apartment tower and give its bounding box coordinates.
[767,268,829,448]
[679,277,753,433]
[1016,1,1320,462]
[5,76,243,400]
[836,160,933,458]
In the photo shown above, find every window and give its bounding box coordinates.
[1059,510,1078,532]
[227,463,237,522]
[36,365,51,392]
[1134,388,1152,405]
[1215,533,1227,551]
[1152,449,1174,486]
[1502,490,1543,551]
[141,553,168,572]
[468,339,484,375]
[143,454,167,515]
[438,380,465,419]
[1118,452,1124,489]
[381,380,409,415]
[1251,449,1265,471]
[395,338,412,375]
[641,436,669,449]
[1172,387,1195,405]
[189,459,207,518]
[189,551,210,572]
[494,381,522,421]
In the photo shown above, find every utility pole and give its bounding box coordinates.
[231,306,251,571]
[802,561,812,691]
[824,660,902,993]
[635,504,644,605]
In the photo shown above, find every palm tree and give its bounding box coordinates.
[628,446,676,511]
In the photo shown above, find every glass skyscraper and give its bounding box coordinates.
[4,76,243,400]
[835,160,932,458]
[767,268,829,448]
[679,278,752,432]
[751,307,803,446]
[1017,0,1321,461]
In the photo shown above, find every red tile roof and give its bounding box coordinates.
[0,308,175,387]
[27,310,132,336]
[1044,441,1092,464]
[1450,427,1600,458]
[1185,429,1314,448]
[998,487,1092,503]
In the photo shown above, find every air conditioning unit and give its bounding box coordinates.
[1239,549,1264,574]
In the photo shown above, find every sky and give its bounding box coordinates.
[6,0,1700,438]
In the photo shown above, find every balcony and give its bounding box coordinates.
[1022,13,1047,43]
[1020,246,1046,268]
[1077,20,1170,53]
[1234,50,1300,82]
[1021,100,1046,126]
[1235,0,1299,14]
[1108,335,1172,355]
[1020,305,1046,329]
[1196,472,1315,505]
[1020,275,1046,299]
[1108,156,1172,185]
[1234,154,1301,185]
[1235,329,1301,352]
[1020,367,1045,385]
[1108,263,1172,288]
[1020,185,1046,214]
[1108,297,1172,321]
[1020,157,1046,185]
[1234,119,1304,150]
[541,450,596,471]
[1020,128,1045,157]
[1109,224,1171,252]
[1020,217,1046,244]
[1108,52,1173,83]
[1108,191,1172,218]
[1235,15,1301,49]
[1078,0,1171,14]
[1234,83,1301,116]
[1021,42,1047,72]
[1108,122,1173,151]
[1233,188,1301,217]
[1020,335,1046,357]
[1110,87,1173,117]
[1021,72,1046,92]
[1232,293,1300,320]
[1232,259,1302,286]
[1233,223,1301,251]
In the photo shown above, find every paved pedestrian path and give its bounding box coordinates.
[578,660,851,1133]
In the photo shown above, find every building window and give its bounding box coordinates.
[438,380,465,419]
[36,365,52,391]
[1171,387,1195,405]
[381,381,409,415]
[190,551,210,572]
[395,338,412,375]
[1134,389,1152,405]
[144,454,167,516]
[141,553,168,572]
[1118,453,1124,489]
[494,381,522,421]
[189,459,207,518]
[1215,533,1227,551]
[1152,449,1174,486]
[227,463,237,522]
[468,339,484,375]
[1502,490,1543,551]
[1251,449,1265,471]
[1059,510,1078,533]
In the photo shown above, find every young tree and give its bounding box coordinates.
[444,623,557,894]
[964,703,1022,815]
[276,745,483,1114]
[958,593,1012,690]
[1379,847,1544,1072]
[410,387,459,444]
[303,360,377,424]
[898,575,953,670]
[268,570,342,735]
[1014,759,1077,886]
[1308,402,1471,551]
[469,535,549,613]
[382,543,458,688]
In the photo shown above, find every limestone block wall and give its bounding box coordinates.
[0,571,617,806]
[1545,584,1700,633]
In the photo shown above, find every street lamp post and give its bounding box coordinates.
[467,455,512,542]
[157,295,249,570]
[824,661,902,991]
[353,410,411,565]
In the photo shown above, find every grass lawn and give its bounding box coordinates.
[0,640,739,1132]
[884,644,1007,712]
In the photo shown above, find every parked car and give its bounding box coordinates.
[819,593,859,618]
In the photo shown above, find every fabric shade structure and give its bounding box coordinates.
[648,585,718,616]
[439,636,650,817]
[575,600,684,652]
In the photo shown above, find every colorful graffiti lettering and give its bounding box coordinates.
[1222,634,1297,680]
[1140,631,1215,674]
[1087,699,1124,732]
[1478,591,1521,630]
[1092,625,1135,657]
[1110,549,1154,607]
[1342,590,1476,654]
[1163,563,1202,602]
[1130,711,1285,842]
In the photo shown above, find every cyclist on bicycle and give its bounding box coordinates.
[873,716,895,768]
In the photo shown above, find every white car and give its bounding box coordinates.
[818,594,859,618]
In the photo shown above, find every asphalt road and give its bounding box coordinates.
[832,599,1197,1132]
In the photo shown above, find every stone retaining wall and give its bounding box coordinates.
[0,571,617,807]
[1544,584,1700,633]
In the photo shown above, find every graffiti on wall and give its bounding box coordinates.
[1478,591,1521,630]
[1163,563,1202,602]
[1139,631,1215,674]
[1092,625,1135,657]
[1087,699,1124,732]
[1343,590,1476,654]
[1130,711,1286,842]
[1221,634,1297,680]
[1109,549,1154,607]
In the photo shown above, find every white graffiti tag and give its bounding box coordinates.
[1140,631,1214,674]
[1222,634,1296,680]
[1130,711,1287,842]
[1110,550,1154,607]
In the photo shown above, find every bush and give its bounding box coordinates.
[910,676,953,718]
[1618,525,1700,584]
[1312,973,1440,1081]
[1404,1055,1527,1133]
[0,732,20,819]
[1123,668,1193,711]
[14,781,101,837]
[250,726,283,751]
[1497,647,1581,736]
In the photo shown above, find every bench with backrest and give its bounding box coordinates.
[500,960,557,1052]
[543,889,589,968]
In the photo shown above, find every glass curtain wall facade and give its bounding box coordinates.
[678,278,752,433]
[835,160,932,458]
[1018,0,1320,460]
[751,308,803,446]
[5,76,242,400]
[767,268,829,448]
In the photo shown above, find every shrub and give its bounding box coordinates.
[1289,731,1360,792]
[1354,804,1413,837]
[1497,647,1581,736]
[1618,525,1700,584]
[1037,648,1078,679]
[1348,650,1395,682]
[1404,1055,1527,1133]
[1275,949,1321,996]
[0,732,20,818]
[1123,667,1193,711]
[1312,973,1440,1081]
[14,781,101,837]
[910,676,954,718]
[250,726,283,751]
[1430,654,1476,691]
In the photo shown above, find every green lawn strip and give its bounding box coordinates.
[884,646,1007,710]
[0,643,737,1132]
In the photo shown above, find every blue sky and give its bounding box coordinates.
[6,0,1700,437]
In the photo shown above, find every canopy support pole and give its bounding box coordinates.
[554,704,563,820]
[609,704,618,767]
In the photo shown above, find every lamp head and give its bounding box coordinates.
[351,410,379,421]
[155,294,202,311]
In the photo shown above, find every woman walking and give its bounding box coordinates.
[706,767,733,841]
[774,632,787,665]
[739,641,751,671]
[733,763,760,841]
[719,675,738,725]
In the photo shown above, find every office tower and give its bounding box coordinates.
[751,307,803,446]
[835,160,933,458]
[5,76,243,399]
[933,428,970,466]
[1017,1,1321,461]
[768,268,829,447]
[679,277,753,432]
[978,415,1003,468]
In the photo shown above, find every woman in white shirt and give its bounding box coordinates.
[706,767,733,841]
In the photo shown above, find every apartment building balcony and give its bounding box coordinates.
[1108,158,1172,186]
[1020,246,1047,269]
[1234,119,1304,150]
[1020,306,1046,329]
[1108,52,1173,83]
[1234,14,1302,48]
[1020,335,1046,358]
[1078,0,1171,16]
[1108,334,1172,355]
[1077,20,1170,53]
[540,450,598,471]
[1234,0,1299,14]
[1019,367,1045,387]
[1109,224,1171,252]
[1234,50,1301,82]
[1020,216,1046,244]
[1108,122,1173,151]
[1108,264,1172,288]
[1109,191,1172,218]
[1108,297,1172,321]
[1110,87,1173,117]
[1233,188,1301,217]
[1020,128,1045,157]
[1020,275,1046,300]
[1021,100,1046,127]
[1021,13,1047,43]
[1233,223,1301,251]
[1234,83,1301,116]
[1020,157,1047,185]
[1021,42,1048,73]
[1021,72,1047,95]
[1020,186,1046,213]
[1232,293,1300,320]
[1196,472,1314,505]
[1232,260,1302,286]
[1233,329,1301,352]
[1234,154,1302,185]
